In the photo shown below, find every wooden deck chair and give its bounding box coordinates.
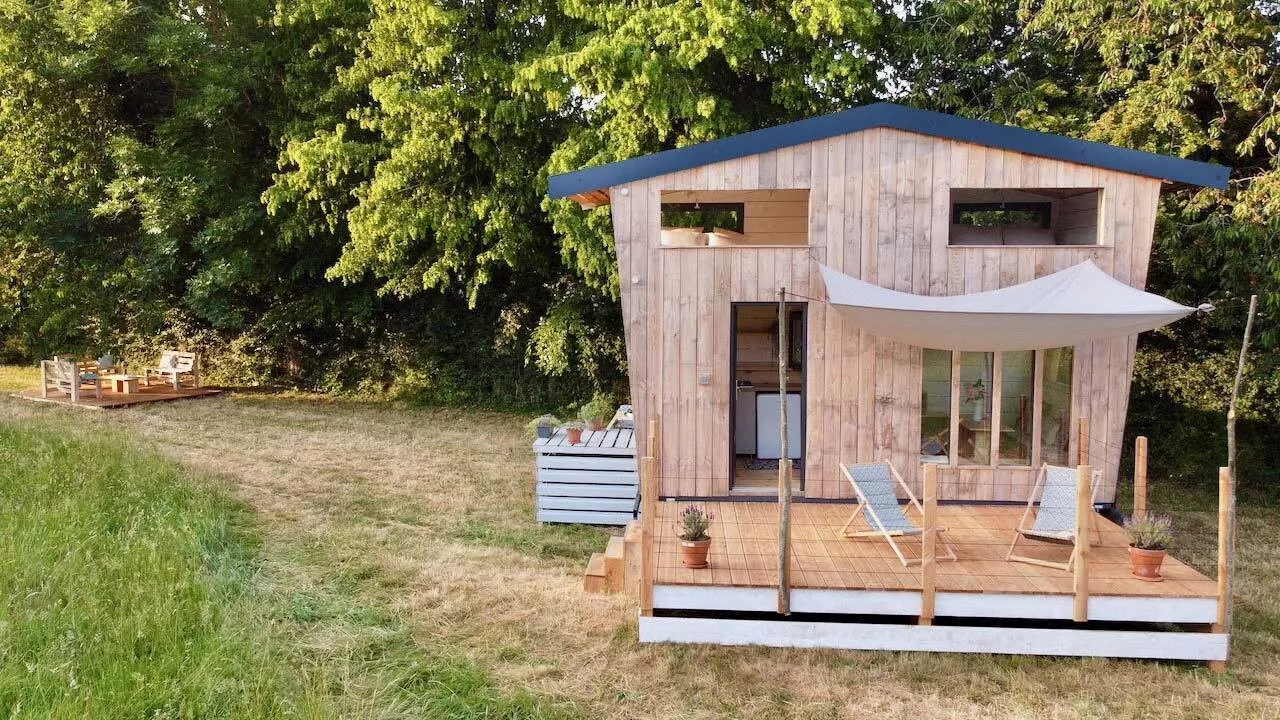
[1006,464,1103,572]
[145,351,200,390]
[40,358,103,403]
[839,461,958,567]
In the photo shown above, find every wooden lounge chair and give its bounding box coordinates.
[145,351,200,390]
[1006,464,1102,572]
[839,461,958,567]
[40,358,103,403]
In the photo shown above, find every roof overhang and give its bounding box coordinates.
[549,103,1230,204]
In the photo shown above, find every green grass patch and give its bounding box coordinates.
[0,421,291,718]
[0,364,36,393]
[0,419,581,719]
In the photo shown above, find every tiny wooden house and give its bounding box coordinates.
[554,105,1238,663]
[551,103,1228,508]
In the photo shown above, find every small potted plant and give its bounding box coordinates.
[580,394,615,431]
[564,420,587,446]
[1124,514,1173,582]
[527,414,561,440]
[677,505,715,568]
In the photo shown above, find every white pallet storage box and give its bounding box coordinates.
[533,428,638,525]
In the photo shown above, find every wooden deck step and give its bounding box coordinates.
[603,536,626,591]
[623,521,642,598]
[583,552,609,593]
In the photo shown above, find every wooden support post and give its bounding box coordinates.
[1073,463,1092,622]
[919,463,938,626]
[647,419,658,463]
[1134,436,1148,520]
[640,455,657,616]
[1212,465,1233,673]
[777,287,792,616]
[1078,416,1089,467]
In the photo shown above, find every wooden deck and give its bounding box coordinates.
[15,385,221,410]
[654,501,1216,599]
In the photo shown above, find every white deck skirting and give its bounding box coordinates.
[639,615,1229,661]
[652,584,1220,624]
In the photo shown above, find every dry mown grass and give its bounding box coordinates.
[3,381,1279,719]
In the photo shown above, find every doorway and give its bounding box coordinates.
[729,302,805,496]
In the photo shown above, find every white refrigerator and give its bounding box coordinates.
[756,392,802,460]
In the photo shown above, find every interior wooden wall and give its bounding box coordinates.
[609,128,1161,502]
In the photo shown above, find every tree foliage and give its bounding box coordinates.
[0,0,1276,416]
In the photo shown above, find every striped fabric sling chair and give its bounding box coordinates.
[1006,464,1103,572]
[838,461,958,567]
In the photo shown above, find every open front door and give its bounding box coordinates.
[729,302,805,496]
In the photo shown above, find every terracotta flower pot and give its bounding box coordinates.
[1129,546,1166,582]
[681,538,712,568]
[588,418,606,431]
[566,427,583,445]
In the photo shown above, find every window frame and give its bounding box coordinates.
[921,347,1074,469]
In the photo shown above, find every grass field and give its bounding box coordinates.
[2,366,1279,718]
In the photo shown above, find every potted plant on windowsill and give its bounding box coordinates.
[564,420,587,446]
[1124,514,1173,582]
[678,505,715,568]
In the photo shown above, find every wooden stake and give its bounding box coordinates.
[1224,295,1255,637]
[1134,436,1148,520]
[777,287,792,616]
[919,463,938,626]
[1216,466,1231,628]
[1078,416,1089,466]
[640,455,657,616]
[1073,463,1092,622]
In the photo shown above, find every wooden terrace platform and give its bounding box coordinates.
[643,501,1226,659]
[15,385,220,410]
[653,501,1216,610]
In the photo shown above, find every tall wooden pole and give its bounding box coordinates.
[1223,294,1256,636]
[919,463,938,626]
[1073,463,1092,622]
[640,455,656,616]
[1078,416,1089,466]
[1216,466,1232,629]
[1134,436,1148,520]
[777,287,792,616]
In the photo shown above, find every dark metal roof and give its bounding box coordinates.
[548,102,1230,199]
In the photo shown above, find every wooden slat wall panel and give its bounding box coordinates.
[613,128,1160,502]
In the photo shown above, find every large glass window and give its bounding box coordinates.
[1041,347,1074,465]
[920,349,952,462]
[920,347,1073,467]
[999,350,1035,466]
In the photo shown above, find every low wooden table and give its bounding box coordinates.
[105,374,141,394]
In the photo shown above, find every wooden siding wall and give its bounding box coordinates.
[610,128,1161,503]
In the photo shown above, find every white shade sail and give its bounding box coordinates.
[819,260,1194,351]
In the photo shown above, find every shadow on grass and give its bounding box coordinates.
[451,518,615,563]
